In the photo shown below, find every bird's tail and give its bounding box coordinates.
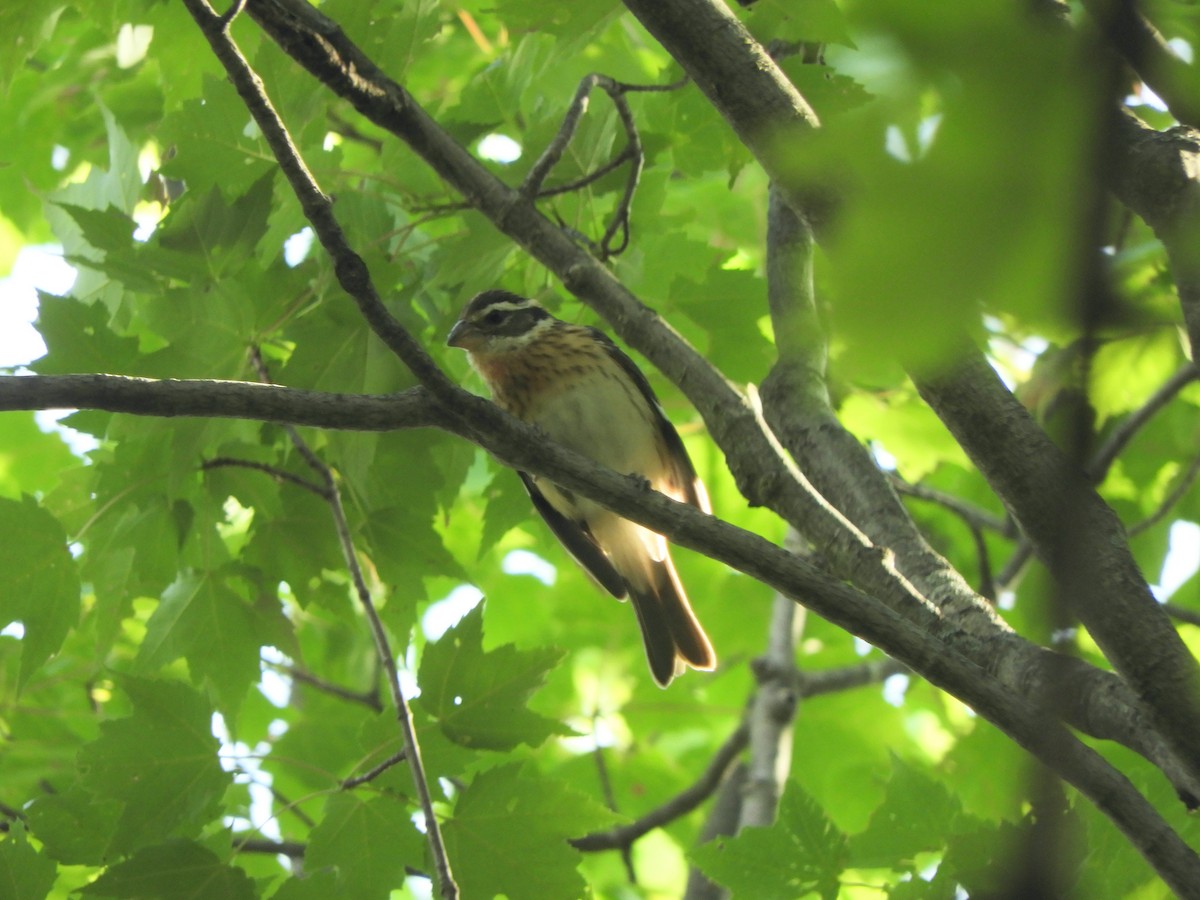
[628,552,716,687]
[597,517,716,686]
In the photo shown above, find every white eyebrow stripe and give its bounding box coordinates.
[473,301,539,316]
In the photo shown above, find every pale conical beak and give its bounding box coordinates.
[446,320,477,349]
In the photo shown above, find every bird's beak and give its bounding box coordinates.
[446,319,478,350]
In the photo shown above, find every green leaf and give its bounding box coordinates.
[0,1,66,90]
[444,762,618,900]
[268,869,339,900]
[136,571,271,717]
[305,794,425,899]
[747,0,856,47]
[32,293,141,375]
[0,412,78,499]
[158,74,275,197]
[0,823,57,900]
[0,495,80,687]
[847,754,962,869]
[79,839,256,900]
[77,676,228,856]
[671,266,775,383]
[27,786,123,866]
[417,603,569,750]
[692,784,848,900]
[477,469,535,559]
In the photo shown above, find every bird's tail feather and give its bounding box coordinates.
[600,518,716,686]
[629,556,716,687]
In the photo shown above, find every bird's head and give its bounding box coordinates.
[446,291,554,353]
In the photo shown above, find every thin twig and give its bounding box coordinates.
[343,750,408,788]
[1129,454,1200,537]
[888,473,1013,535]
[796,657,910,698]
[520,73,677,259]
[1087,363,1200,481]
[970,523,997,601]
[535,151,634,198]
[233,347,456,895]
[266,783,317,829]
[570,723,749,853]
[589,733,636,882]
[234,838,306,857]
[202,457,331,499]
[268,660,383,711]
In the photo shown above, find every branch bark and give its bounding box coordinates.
[911,343,1200,775]
[6,368,1200,890]
[1110,111,1200,359]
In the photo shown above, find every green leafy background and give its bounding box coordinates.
[1,0,1198,897]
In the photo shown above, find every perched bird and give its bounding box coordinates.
[447,290,716,686]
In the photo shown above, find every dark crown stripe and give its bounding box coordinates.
[466,289,536,314]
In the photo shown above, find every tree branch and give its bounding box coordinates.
[911,342,1200,776]
[571,723,750,852]
[179,9,462,890]
[1079,0,1200,128]
[6,353,1200,888]
[1087,362,1200,481]
[160,1,1200,886]
[0,374,452,431]
[1110,111,1200,359]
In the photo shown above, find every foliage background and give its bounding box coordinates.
[1,0,1200,897]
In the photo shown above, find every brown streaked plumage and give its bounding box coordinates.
[447,290,715,686]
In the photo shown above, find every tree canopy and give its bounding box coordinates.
[2,0,1200,897]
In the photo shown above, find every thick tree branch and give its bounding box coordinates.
[0,374,451,430]
[620,0,832,231]
[1110,111,1200,358]
[629,1,1200,809]
[164,1,1200,884]
[8,368,1200,887]
[1079,0,1200,128]
[912,343,1200,775]
[754,183,1200,803]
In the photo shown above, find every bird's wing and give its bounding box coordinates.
[589,328,711,513]
[519,472,627,598]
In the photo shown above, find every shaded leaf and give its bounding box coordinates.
[692,784,848,900]
[77,677,228,856]
[444,762,618,900]
[306,794,425,900]
[417,603,569,750]
[0,495,80,687]
[80,839,256,900]
[0,824,57,900]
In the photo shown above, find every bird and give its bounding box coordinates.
[447,290,716,686]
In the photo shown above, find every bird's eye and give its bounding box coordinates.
[483,310,505,327]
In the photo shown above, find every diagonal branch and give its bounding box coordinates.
[162,0,1200,887]
[571,723,750,852]
[4,359,1200,889]
[1079,0,1200,128]
[912,342,1200,775]
[182,6,460,896]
